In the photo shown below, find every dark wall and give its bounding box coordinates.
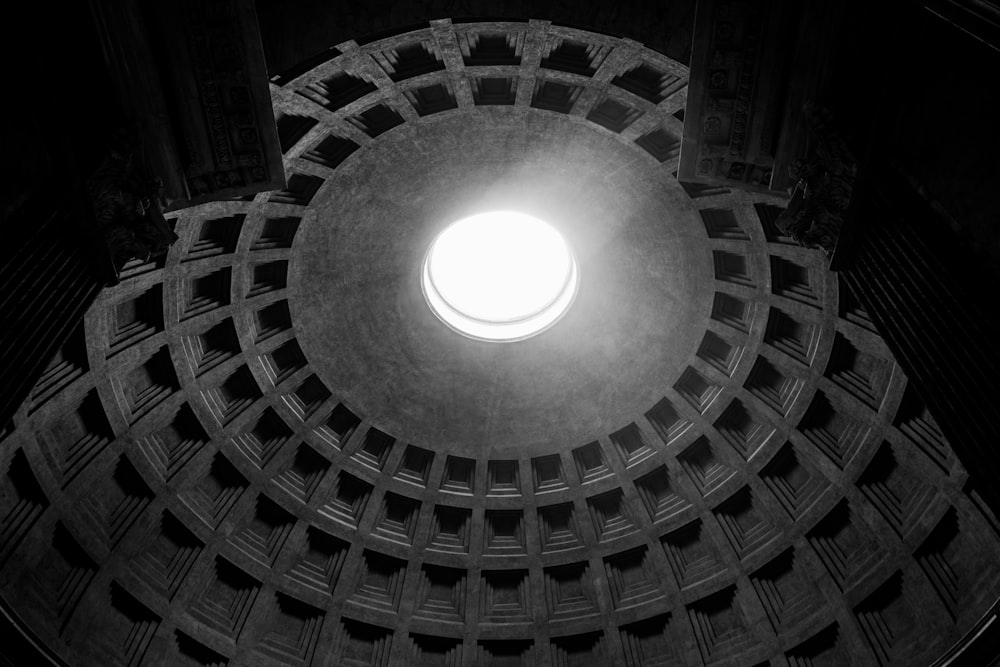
[254,0,697,78]
[0,2,114,431]
[822,0,1000,280]
[880,8,1000,279]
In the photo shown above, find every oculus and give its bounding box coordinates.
[422,211,579,342]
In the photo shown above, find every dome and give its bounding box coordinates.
[2,17,1000,667]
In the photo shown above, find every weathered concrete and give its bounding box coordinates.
[292,109,710,457]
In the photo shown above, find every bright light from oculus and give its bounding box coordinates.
[422,211,579,342]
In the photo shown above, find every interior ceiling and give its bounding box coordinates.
[254,0,698,77]
[3,17,1000,667]
[292,103,709,456]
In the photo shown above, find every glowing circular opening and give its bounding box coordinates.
[422,211,579,342]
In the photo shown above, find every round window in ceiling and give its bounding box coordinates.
[422,211,579,342]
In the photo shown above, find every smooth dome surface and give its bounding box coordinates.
[291,108,709,457]
[423,211,578,341]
